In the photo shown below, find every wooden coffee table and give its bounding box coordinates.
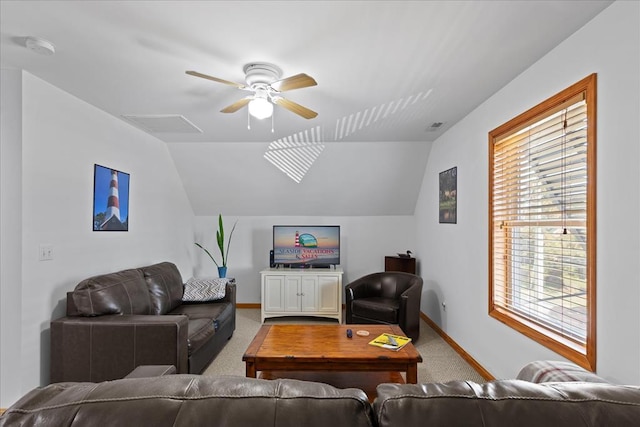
[243,324,422,400]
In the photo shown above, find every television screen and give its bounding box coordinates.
[273,225,340,267]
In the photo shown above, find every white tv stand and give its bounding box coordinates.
[260,267,343,323]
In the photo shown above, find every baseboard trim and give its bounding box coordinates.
[237,303,261,309]
[420,312,495,381]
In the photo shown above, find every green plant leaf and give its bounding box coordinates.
[197,214,237,269]
[217,215,224,247]
[194,242,220,268]
[223,220,238,268]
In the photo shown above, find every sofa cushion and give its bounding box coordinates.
[142,262,184,315]
[374,380,640,427]
[170,301,233,331]
[187,318,216,355]
[2,376,374,427]
[73,268,151,316]
[352,297,399,324]
[182,277,228,302]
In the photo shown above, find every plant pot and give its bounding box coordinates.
[217,266,227,278]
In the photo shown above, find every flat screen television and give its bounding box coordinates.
[273,225,340,268]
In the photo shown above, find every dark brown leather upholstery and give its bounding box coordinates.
[374,380,640,426]
[345,272,423,341]
[1,376,375,427]
[50,262,235,383]
[143,262,184,314]
[124,364,177,378]
[72,268,152,315]
[4,369,639,427]
[50,313,190,382]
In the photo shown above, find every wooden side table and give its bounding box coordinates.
[384,256,416,274]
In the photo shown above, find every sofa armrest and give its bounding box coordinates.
[50,314,189,383]
[516,360,608,384]
[222,281,236,306]
[125,365,177,378]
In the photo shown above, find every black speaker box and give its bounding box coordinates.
[269,250,275,268]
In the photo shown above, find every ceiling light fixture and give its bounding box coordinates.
[25,36,55,56]
[248,97,273,120]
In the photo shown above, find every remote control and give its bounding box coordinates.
[346,329,353,338]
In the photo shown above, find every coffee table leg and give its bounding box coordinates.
[245,361,257,378]
[406,364,418,383]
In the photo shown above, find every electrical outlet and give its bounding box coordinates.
[39,244,54,261]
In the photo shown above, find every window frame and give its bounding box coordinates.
[488,74,597,371]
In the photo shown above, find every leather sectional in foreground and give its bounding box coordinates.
[2,361,640,426]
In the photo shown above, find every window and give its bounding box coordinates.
[488,74,596,370]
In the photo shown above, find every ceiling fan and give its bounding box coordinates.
[186,63,318,120]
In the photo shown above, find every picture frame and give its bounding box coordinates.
[93,164,130,231]
[439,166,457,224]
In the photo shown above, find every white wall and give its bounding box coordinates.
[415,0,640,383]
[0,72,196,406]
[1,69,24,408]
[193,215,417,303]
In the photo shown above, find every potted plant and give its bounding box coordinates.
[195,214,237,278]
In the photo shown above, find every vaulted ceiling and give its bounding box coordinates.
[0,1,613,216]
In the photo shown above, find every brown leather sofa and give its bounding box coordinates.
[3,361,639,426]
[374,379,640,426]
[345,272,423,341]
[50,262,235,383]
[1,375,375,427]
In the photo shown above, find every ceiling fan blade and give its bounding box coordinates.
[186,70,246,89]
[271,73,317,92]
[220,97,251,113]
[273,97,318,119]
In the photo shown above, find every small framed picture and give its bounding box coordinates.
[93,164,130,231]
[439,166,457,224]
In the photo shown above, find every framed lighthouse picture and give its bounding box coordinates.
[93,164,130,231]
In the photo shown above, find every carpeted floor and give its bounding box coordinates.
[203,308,486,384]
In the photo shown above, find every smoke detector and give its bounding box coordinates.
[25,36,55,56]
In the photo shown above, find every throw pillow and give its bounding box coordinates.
[182,277,229,302]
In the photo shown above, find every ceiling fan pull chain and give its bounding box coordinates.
[271,111,275,133]
[247,108,251,130]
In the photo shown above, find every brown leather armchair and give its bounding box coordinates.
[345,272,423,341]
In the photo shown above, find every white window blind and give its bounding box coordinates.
[489,74,596,369]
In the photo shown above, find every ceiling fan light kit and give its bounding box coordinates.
[186,61,318,125]
[248,97,273,120]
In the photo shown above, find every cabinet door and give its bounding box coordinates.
[300,276,318,312]
[317,275,339,312]
[263,275,285,312]
[284,276,302,311]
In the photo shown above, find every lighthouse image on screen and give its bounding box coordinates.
[273,226,340,267]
